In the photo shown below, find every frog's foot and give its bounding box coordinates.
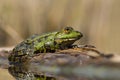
[71,45,107,58]
[77,45,96,48]
[74,44,96,48]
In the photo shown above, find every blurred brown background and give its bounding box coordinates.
[0,0,120,54]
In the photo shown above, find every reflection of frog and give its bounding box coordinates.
[8,65,56,80]
[8,27,83,63]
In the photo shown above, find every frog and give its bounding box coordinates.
[8,26,83,64]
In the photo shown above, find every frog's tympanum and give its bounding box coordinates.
[8,27,83,63]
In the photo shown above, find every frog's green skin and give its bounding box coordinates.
[8,27,83,63]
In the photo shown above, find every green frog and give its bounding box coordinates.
[8,27,83,63]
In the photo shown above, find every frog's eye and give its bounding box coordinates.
[64,27,73,34]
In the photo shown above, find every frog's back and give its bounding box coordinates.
[8,34,40,63]
[13,34,39,55]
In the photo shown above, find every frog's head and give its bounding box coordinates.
[55,26,83,47]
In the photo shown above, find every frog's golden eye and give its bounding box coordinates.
[64,27,73,34]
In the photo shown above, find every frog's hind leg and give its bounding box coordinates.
[43,47,47,53]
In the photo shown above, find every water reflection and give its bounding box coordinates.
[8,62,120,80]
[8,64,56,80]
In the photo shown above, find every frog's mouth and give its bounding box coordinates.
[62,37,80,41]
[55,37,81,44]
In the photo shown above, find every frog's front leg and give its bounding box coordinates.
[34,42,47,53]
[44,41,56,52]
